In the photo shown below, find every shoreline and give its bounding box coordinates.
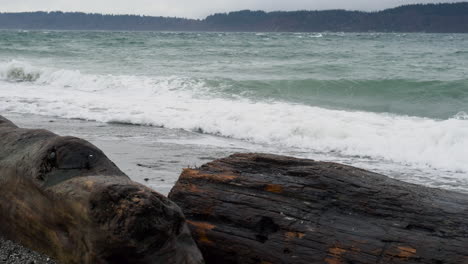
[1,114,468,263]
[4,112,468,195]
[3,112,256,195]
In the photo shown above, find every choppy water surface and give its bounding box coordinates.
[0,31,467,192]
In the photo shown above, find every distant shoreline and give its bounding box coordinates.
[1,2,467,33]
[2,29,467,34]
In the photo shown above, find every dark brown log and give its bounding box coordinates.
[168,153,468,264]
[0,116,204,264]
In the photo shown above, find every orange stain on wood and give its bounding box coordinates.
[198,231,213,245]
[329,247,347,255]
[187,220,216,245]
[265,184,283,193]
[182,169,237,182]
[285,232,305,240]
[187,183,201,193]
[325,258,343,264]
[324,246,347,264]
[187,220,216,230]
[397,246,417,258]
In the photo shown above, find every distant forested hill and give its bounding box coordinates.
[0,3,467,32]
[0,12,202,31]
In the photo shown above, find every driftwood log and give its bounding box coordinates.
[169,153,468,264]
[0,116,204,264]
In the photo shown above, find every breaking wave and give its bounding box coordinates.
[1,61,467,173]
[0,61,41,82]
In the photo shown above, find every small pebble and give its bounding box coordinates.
[0,236,56,263]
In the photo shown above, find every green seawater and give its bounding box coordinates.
[1,30,468,190]
[0,31,467,119]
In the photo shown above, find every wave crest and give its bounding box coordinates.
[0,61,467,174]
[453,111,468,120]
[0,61,41,82]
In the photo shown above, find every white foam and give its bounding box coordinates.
[0,60,42,82]
[1,61,467,174]
[310,33,323,38]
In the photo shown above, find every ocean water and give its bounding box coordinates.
[0,31,467,192]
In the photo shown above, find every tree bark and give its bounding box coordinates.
[0,115,204,264]
[169,153,468,264]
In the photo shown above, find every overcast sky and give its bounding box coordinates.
[0,0,462,18]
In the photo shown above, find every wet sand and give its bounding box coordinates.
[4,112,262,195]
[5,112,468,194]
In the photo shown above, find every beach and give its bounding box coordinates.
[1,31,467,195]
[3,112,255,195]
[4,107,468,195]
[2,112,468,264]
[0,30,467,263]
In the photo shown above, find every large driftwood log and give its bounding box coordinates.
[0,116,204,264]
[169,153,468,264]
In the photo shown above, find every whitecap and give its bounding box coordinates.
[0,61,467,175]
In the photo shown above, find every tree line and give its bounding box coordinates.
[0,3,467,32]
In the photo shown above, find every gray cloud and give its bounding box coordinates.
[0,0,461,18]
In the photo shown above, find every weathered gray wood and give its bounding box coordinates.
[169,153,468,264]
[0,115,204,264]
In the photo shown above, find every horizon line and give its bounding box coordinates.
[0,2,466,20]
